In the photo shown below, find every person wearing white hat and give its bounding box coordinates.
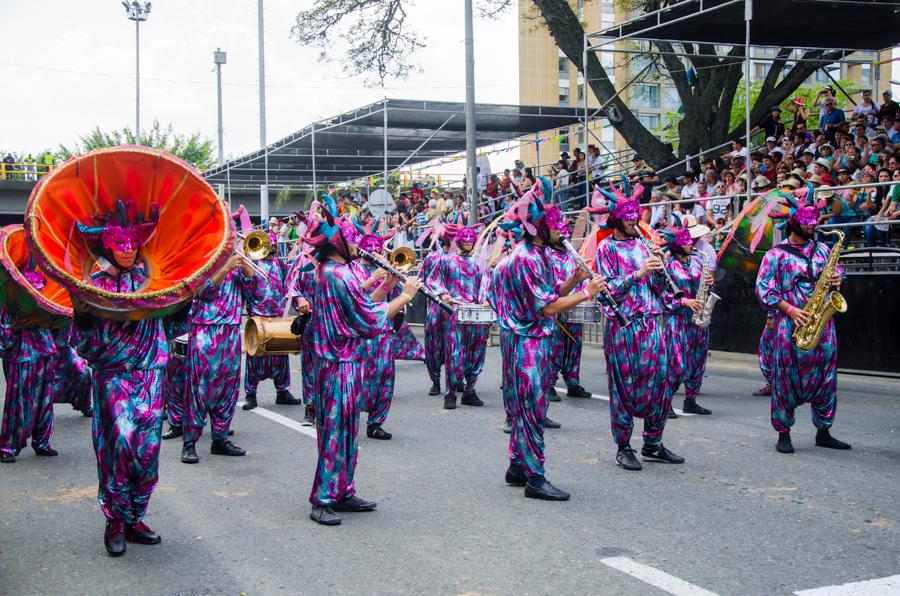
[678,215,715,413]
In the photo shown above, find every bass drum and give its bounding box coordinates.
[244,316,301,356]
[560,303,602,323]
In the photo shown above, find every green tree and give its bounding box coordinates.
[57,119,216,170]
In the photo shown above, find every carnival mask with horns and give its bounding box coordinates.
[302,194,361,260]
[597,176,644,224]
[75,198,159,255]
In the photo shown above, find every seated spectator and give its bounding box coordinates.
[879,90,899,121]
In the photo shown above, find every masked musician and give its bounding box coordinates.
[0,284,58,463]
[180,246,257,464]
[660,219,713,418]
[160,315,190,440]
[754,314,776,397]
[304,197,421,525]
[489,191,605,501]
[755,198,850,454]
[241,235,302,411]
[421,225,458,396]
[431,226,490,410]
[595,182,684,471]
[48,324,92,417]
[69,202,169,556]
[547,235,591,402]
[286,259,316,426]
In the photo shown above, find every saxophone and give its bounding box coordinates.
[791,229,848,351]
[692,252,721,328]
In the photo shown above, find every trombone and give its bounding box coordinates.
[234,230,274,277]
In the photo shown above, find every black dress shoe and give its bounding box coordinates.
[0,453,16,463]
[524,477,570,501]
[331,496,377,512]
[547,387,561,402]
[542,417,561,429]
[104,520,126,557]
[566,385,591,398]
[227,429,234,436]
[616,446,642,471]
[752,384,772,397]
[275,390,303,405]
[682,399,711,415]
[366,424,392,440]
[815,428,852,450]
[641,444,685,464]
[461,391,483,407]
[81,408,93,418]
[428,382,441,396]
[443,393,457,410]
[181,442,199,464]
[124,521,161,545]
[505,464,527,486]
[161,426,182,440]
[242,393,257,411]
[211,439,246,456]
[310,505,341,525]
[668,409,678,419]
[502,417,512,434]
[33,445,58,457]
[776,432,794,454]
[302,405,315,426]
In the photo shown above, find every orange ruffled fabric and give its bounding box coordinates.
[0,224,72,327]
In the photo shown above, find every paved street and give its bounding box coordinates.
[1,332,898,596]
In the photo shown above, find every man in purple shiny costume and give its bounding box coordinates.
[48,324,92,417]
[422,227,457,396]
[755,199,851,454]
[288,263,316,426]
[753,314,776,397]
[595,183,685,471]
[241,243,302,411]
[489,190,605,501]
[160,316,189,440]
[303,199,421,525]
[547,242,591,402]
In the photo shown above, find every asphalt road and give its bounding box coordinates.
[1,332,898,596]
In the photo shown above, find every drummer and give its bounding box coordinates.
[430,226,491,410]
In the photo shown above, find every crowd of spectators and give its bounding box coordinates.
[0,151,56,181]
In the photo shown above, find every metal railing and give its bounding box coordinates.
[0,162,56,181]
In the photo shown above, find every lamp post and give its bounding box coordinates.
[122,1,151,142]
[213,48,227,167]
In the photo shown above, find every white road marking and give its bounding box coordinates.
[794,575,900,595]
[601,556,719,596]
[239,402,317,439]
[554,386,696,416]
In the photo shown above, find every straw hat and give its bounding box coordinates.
[817,185,835,199]
[681,215,711,239]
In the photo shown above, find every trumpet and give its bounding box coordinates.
[639,236,684,300]
[358,248,456,315]
[389,246,417,272]
[561,238,630,327]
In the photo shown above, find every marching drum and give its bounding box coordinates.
[171,333,189,360]
[560,302,602,323]
[456,304,497,326]
[244,316,302,356]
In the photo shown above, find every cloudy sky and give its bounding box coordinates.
[2,1,519,158]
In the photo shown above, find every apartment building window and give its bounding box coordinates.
[577,83,585,102]
[860,63,872,86]
[638,114,660,130]
[753,62,767,80]
[558,129,570,153]
[559,85,570,106]
[558,56,569,80]
[663,86,681,111]
[816,65,840,83]
[632,83,660,109]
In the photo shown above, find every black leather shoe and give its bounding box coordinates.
[428,382,441,396]
[181,442,199,464]
[752,384,772,397]
[542,417,561,429]
[547,387,561,402]
[275,390,303,405]
[211,439,246,456]
[682,400,711,415]
[502,417,512,434]
[302,405,315,427]
[366,424,392,440]
[461,391,483,407]
[125,521,161,545]
[0,453,16,463]
[331,496,377,512]
[161,426,182,440]
[104,520,126,557]
[443,393,457,410]
[505,464,527,486]
[33,445,58,457]
[524,477,570,501]
[641,444,685,464]
[616,446,642,471]
[776,432,794,454]
[566,385,591,398]
[227,429,234,436]
[815,428,851,450]
[242,393,257,411]
[310,505,341,525]
[81,407,93,418]
[668,409,678,419]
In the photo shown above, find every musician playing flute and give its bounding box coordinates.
[241,237,302,411]
[304,199,420,526]
[595,185,685,471]
[755,199,850,454]
[421,226,457,396]
[489,191,605,501]
[431,226,490,410]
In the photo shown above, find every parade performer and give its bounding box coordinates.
[660,219,712,416]
[753,314,775,396]
[160,316,189,440]
[48,323,92,417]
[547,240,591,400]
[433,226,490,410]
[241,237,302,411]
[289,260,317,426]
[0,300,57,464]
[304,197,421,526]
[755,198,851,454]
[489,188,605,501]
[595,180,685,471]
[181,249,256,464]
[421,225,457,395]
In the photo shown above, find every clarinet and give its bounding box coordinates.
[561,239,631,327]
[358,248,457,315]
[639,236,684,300]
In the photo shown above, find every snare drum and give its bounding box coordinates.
[456,304,497,325]
[560,303,602,323]
[171,333,189,360]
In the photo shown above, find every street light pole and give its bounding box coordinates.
[122,2,151,143]
[258,0,269,223]
[214,48,227,167]
[464,0,478,225]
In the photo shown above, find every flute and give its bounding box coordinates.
[358,248,457,315]
[639,236,684,300]
[561,239,631,327]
